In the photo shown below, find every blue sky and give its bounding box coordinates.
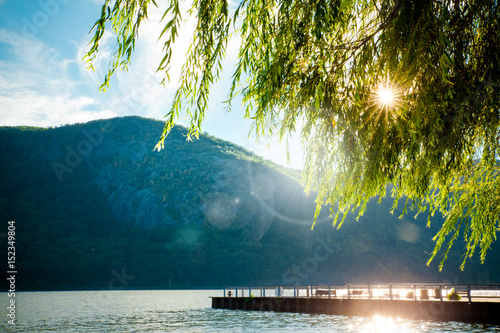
[0,0,304,169]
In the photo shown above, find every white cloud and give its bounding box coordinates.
[73,1,244,123]
[0,29,116,127]
[0,84,116,127]
[73,3,187,120]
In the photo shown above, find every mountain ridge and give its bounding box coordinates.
[1,116,498,291]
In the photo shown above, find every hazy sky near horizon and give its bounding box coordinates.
[0,0,304,169]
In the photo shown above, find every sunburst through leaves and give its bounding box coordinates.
[374,82,401,112]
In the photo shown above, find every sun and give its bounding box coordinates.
[376,85,398,110]
[366,81,403,123]
[377,87,395,107]
[370,81,402,116]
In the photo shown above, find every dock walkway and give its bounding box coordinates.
[211,284,500,324]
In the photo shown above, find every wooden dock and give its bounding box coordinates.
[211,284,500,324]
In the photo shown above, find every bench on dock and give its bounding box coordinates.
[315,289,336,297]
[383,292,400,299]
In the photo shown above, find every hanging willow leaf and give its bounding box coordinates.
[85,0,500,270]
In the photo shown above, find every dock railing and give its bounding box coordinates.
[222,284,500,302]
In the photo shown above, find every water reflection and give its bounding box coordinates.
[358,315,412,332]
[352,314,500,333]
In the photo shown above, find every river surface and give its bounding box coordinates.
[1,290,499,332]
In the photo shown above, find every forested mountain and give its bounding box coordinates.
[0,116,498,291]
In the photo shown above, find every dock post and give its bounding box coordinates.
[249,286,251,297]
[390,285,393,300]
[413,285,417,301]
[263,286,265,298]
[368,285,371,300]
[348,285,350,300]
[329,285,331,299]
[439,285,443,301]
[236,287,238,298]
[468,285,472,302]
[223,287,225,297]
[294,285,296,298]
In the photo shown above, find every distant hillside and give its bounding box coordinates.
[0,116,498,291]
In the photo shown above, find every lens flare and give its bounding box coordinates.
[377,88,395,107]
[368,81,403,123]
[375,84,399,110]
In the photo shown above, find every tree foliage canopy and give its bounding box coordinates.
[85,0,500,270]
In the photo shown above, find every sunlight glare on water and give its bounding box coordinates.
[359,315,412,333]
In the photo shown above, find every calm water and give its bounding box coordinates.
[1,290,499,332]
